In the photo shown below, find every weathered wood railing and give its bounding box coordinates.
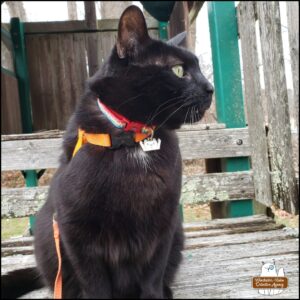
[237,1,299,214]
[2,124,257,218]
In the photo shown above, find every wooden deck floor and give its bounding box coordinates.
[2,215,299,299]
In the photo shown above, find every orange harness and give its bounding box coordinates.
[53,216,62,299]
[53,126,153,298]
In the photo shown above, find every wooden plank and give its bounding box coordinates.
[184,223,284,238]
[257,2,299,214]
[178,127,251,159]
[1,130,63,141]
[61,34,76,128]
[0,124,225,141]
[73,33,87,104]
[47,35,61,129]
[181,171,254,204]
[237,2,272,207]
[183,214,274,231]
[17,18,158,34]
[181,238,299,263]
[2,231,298,299]
[2,237,34,248]
[180,123,225,131]
[1,40,14,71]
[286,2,299,133]
[3,253,299,299]
[185,228,298,250]
[2,246,34,257]
[1,186,49,218]
[1,128,251,171]
[1,138,62,170]
[40,36,55,129]
[1,171,254,218]
[84,2,99,76]
[1,72,22,134]
[1,219,298,299]
[26,35,45,131]
[0,223,285,256]
[287,2,299,176]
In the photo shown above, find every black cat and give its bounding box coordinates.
[2,5,213,299]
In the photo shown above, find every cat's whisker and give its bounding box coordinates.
[183,107,190,124]
[146,97,185,127]
[155,102,188,131]
[145,94,185,125]
[116,93,144,109]
[147,94,197,127]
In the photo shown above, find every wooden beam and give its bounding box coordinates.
[84,1,99,76]
[286,2,299,171]
[169,1,191,49]
[181,171,254,204]
[237,2,272,207]
[1,127,251,171]
[257,2,299,214]
[1,171,255,218]
[3,19,159,34]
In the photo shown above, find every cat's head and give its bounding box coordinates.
[89,5,213,130]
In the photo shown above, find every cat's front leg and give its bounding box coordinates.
[139,236,173,299]
[60,225,113,299]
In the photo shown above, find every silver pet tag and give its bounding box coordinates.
[139,138,161,152]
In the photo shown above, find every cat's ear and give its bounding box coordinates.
[116,5,150,58]
[167,31,187,47]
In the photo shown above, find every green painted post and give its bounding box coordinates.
[159,21,168,41]
[10,18,38,234]
[207,2,253,217]
[10,18,33,133]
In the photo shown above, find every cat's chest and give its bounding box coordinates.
[125,147,152,170]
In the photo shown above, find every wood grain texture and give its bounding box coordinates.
[1,215,298,299]
[257,1,299,214]
[1,72,22,134]
[178,127,251,160]
[19,18,159,34]
[237,2,272,206]
[1,186,49,218]
[1,172,254,218]
[23,21,158,131]
[286,2,299,133]
[286,1,299,174]
[1,127,251,171]
[181,171,254,204]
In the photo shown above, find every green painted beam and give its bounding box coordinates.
[10,18,38,234]
[208,2,253,217]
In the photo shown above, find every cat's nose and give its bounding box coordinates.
[206,82,214,94]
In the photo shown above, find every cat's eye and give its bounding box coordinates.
[172,65,184,78]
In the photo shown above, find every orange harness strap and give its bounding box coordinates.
[53,127,152,298]
[72,128,151,157]
[53,217,62,299]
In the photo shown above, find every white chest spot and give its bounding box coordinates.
[127,148,151,170]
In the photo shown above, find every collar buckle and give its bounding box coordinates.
[110,131,136,149]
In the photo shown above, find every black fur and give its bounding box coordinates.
[4,6,213,299]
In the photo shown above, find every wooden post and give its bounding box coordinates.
[237,2,272,207]
[286,2,299,172]
[169,1,191,49]
[67,1,78,20]
[257,2,299,214]
[84,1,99,77]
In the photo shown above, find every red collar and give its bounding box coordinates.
[97,98,154,135]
